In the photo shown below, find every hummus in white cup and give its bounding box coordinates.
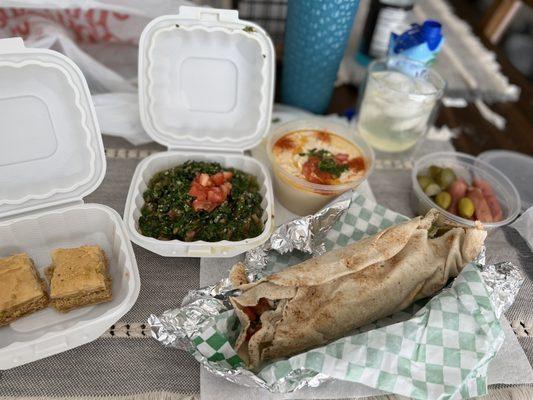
[267,119,374,215]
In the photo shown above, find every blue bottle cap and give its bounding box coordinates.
[421,20,443,51]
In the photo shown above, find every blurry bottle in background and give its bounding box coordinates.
[356,0,414,66]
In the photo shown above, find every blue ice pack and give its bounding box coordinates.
[388,20,444,65]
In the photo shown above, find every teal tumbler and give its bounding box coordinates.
[281,0,360,114]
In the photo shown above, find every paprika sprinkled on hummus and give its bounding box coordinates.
[272,130,367,185]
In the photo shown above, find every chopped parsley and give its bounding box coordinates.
[300,148,348,178]
[139,161,264,242]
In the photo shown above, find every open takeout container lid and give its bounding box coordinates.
[0,37,106,220]
[138,6,275,151]
[0,38,140,371]
[123,6,276,258]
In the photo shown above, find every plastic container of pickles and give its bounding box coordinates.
[411,152,521,229]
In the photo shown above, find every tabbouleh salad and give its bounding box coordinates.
[139,161,264,242]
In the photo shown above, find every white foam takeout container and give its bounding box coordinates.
[0,38,140,370]
[124,6,275,258]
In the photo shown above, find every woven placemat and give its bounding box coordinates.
[0,136,532,400]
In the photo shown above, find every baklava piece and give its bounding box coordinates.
[0,254,49,326]
[46,246,112,312]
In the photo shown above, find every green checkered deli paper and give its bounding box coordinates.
[150,192,513,400]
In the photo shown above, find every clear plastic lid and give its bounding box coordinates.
[138,6,275,151]
[0,38,105,219]
[478,150,533,211]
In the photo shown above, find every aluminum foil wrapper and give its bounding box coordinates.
[477,260,524,318]
[149,207,525,393]
[157,286,334,391]
[244,191,351,278]
[468,246,523,318]
[192,353,331,392]
[152,276,334,392]
[148,295,226,350]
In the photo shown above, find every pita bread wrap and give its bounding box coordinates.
[229,210,486,370]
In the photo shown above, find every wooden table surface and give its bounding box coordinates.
[326,0,533,157]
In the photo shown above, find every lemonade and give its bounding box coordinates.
[357,59,444,153]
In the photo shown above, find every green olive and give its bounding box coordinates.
[458,197,475,219]
[436,168,456,189]
[428,165,443,179]
[424,183,441,197]
[417,175,433,190]
[435,191,452,209]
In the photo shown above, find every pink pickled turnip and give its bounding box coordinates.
[467,187,493,223]
[473,178,503,221]
[447,177,468,215]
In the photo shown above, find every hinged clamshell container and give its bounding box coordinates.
[0,38,140,370]
[124,6,275,258]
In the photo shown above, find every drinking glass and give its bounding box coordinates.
[357,57,445,153]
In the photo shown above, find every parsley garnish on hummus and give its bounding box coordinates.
[300,148,349,178]
[272,130,367,186]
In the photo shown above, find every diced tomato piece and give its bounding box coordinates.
[254,298,271,315]
[308,176,324,184]
[206,192,217,203]
[242,307,257,321]
[302,156,334,184]
[198,173,211,187]
[205,203,217,212]
[315,169,334,184]
[220,182,232,196]
[191,199,202,211]
[223,171,233,181]
[212,186,223,195]
[197,191,207,201]
[207,187,225,203]
[347,157,365,171]
[192,199,217,212]
[167,210,177,220]
[188,182,207,200]
[304,173,322,184]
[189,171,233,212]
[185,230,196,241]
[302,156,319,179]
[334,153,349,164]
[211,172,225,185]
